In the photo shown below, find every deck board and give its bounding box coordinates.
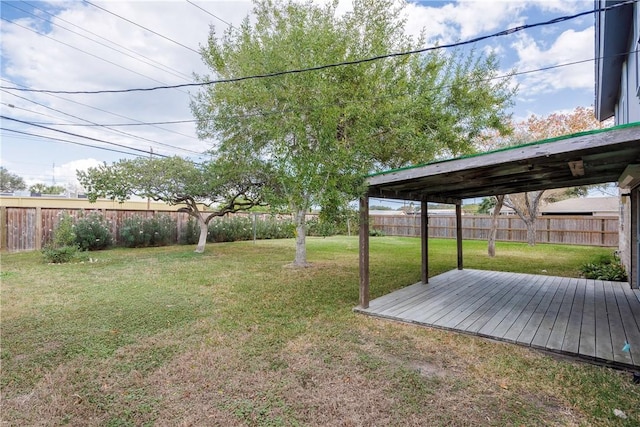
[355,269,640,370]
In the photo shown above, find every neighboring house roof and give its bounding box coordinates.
[595,0,635,121]
[540,197,619,216]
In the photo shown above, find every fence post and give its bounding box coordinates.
[35,207,43,250]
[547,218,551,244]
[253,213,257,244]
[0,206,6,251]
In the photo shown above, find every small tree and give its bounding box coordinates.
[77,156,268,253]
[29,183,66,195]
[0,167,26,193]
[192,0,514,266]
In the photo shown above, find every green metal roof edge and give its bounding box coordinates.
[366,121,640,178]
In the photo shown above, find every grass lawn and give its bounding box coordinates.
[1,236,638,426]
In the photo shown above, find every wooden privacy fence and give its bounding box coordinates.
[0,206,193,252]
[0,206,620,252]
[371,214,619,247]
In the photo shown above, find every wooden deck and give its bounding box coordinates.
[354,269,640,369]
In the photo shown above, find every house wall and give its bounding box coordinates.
[610,3,640,287]
[614,3,640,124]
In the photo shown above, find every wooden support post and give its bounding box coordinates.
[359,196,370,308]
[421,199,428,284]
[632,189,639,289]
[456,203,463,270]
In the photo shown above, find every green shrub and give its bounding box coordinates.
[180,217,201,245]
[51,212,76,247]
[579,253,628,281]
[42,246,85,264]
[42,212,84,263]
[254,215,294,239]
[306,217,338,237]
[74,212,112,251]
[119,215,176,248]
[208,216,253,242]
[369,228,386,237]
[205,215,294,243]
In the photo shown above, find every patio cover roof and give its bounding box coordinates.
[366,123,640,204]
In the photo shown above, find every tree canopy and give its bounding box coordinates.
[192,0,515,266]
[0,167,26,193]
[77,156,268,253]
[29,183,66,195]
[486,106,612,248]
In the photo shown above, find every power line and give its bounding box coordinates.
[1,78,201,141]
[185,0,233,28]
[0,17,185,91]
[1,90,202,155]
[2,0,634,95]
[1,115,170,158]
[1,128,149,158]
[7,2,194,82]
[84,0,200,55]
[20,0,194,81]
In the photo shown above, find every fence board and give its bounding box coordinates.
[371,214,618,247]
[0,207,620,252]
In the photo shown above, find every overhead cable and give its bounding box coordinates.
[84,0,200,54]
[21,0,193,80]
[7,2,193,81]
[0,17,186,91]
[1,128,149,158]
[1,115,170,158]
[0,78,201,141]
[1,90,202,155]
[1,0,635,95]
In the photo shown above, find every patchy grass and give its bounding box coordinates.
[1,237,638,426]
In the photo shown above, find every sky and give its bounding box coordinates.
[0,0,598,193]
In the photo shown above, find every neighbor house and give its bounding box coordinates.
[595,0,640,286]
[539,196,619,216]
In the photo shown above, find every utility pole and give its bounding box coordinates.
[147,147,153,210]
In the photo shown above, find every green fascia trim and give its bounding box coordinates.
[367,121,640,178]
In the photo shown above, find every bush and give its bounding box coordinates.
[208,216,253,242]
[579,253,628,281]
[369,228,385,237]
[180,217,201,245]
[119,215,176,248]
[51,212,76,247]
[42,245,85,264]
[203,215,294,243]
[74,212,112,251]
[306,217,338,237]
[42,212,84,263]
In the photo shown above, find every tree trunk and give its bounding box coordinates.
[293,208,309,267]
[525,218,536,246]
[194,214,208,253]
[488,195,504,257]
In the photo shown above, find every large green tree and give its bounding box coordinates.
[192,0,514,266]
[77,156,268,253]
[0,167,26,193]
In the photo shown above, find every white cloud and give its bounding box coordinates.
[512,26,594,95]
[1,1,250,163]
[54,158,103,189]
[1,0,598,184]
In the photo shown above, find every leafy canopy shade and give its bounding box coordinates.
[191,0,515,265]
